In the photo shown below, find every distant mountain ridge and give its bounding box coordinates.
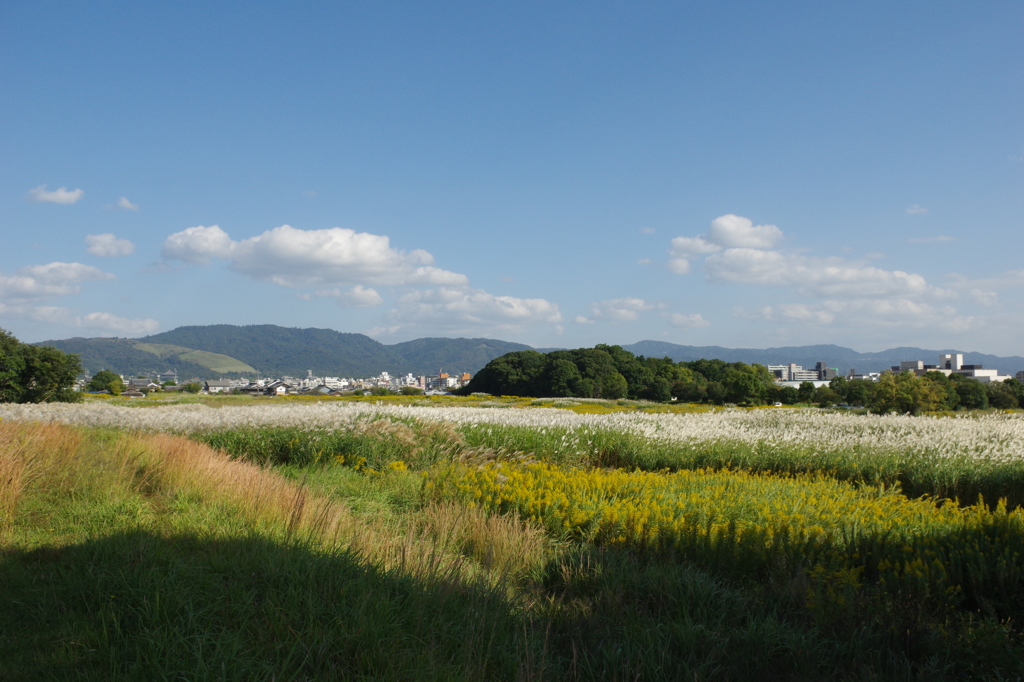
[620,341,1024,377]
[36,326,1024,379]
[38,325,534,378]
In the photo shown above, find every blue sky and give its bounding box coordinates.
[2,1,1022,354]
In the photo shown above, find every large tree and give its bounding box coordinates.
[0,328,82,403]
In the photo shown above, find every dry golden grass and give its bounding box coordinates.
[0,420,551,590]
[0,421,83,533]
[134,432,550,586]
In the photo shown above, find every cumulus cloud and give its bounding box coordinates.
[907,235,954,244]
[161,225,235,265]
[670,235,722,256]
[706,214,783,248]
[76,312,159,335]
[162,224,467,288]
[315,285,384,307]
[639,227,656,234]
[664,312,710,328]
[86,233,136,257]
[116,197,139,211]
[704,248,950,299]
[0,262,116,303]
[746,298,966,329]
[668,215,781,275]
[0,303,157,336]
[667,258,691,275]
[906,204,928,214]
[161,223,564,338]
[27,185,84,204]
[588,297,664,322]
[385,287,562,336]
[574,315,595,324]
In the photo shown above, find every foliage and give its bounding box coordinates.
[438,461,1024,616]
[181,382,203,394]
[87,370,123,393]
[5,418,1024,679]
[0,328,82,403]
[826,369,1019,414]
[464,345,776,404]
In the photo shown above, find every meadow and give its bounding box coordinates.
[2,398,1024,680]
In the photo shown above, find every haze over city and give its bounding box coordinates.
[2,2,1022,354]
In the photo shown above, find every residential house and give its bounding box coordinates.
[204,380,233,394]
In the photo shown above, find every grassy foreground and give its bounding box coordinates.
[3,414,1024,680]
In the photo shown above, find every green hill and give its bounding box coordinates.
[132,343,256,373]
[39,326,533,378]
[143,325,533,377]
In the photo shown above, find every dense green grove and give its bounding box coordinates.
[0,328,82,403]
[462,345,1024,412]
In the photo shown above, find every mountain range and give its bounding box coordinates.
[36,325,1024,379]
[38,325,533,378]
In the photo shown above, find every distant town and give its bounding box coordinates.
[77,368,473,397]
[77,350,1024,399]
[769,353,1020,389]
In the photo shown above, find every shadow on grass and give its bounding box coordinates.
[0,531,526,682]
[5,531,1022,682]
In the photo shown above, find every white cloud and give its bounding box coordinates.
[385,287,562,336]
[906,204,928,214]
[27,185,84,204]
[667,257,692,275]
[970,289,998,306]
[664,312,710,328]
[0,303,72,323]
[706,214,783,248]
[162,224,468,288]
[747,298,965,329]
[908,235,954,244]
[574,316,595,324]
[116,196,139,211]
[669,235,722,256]
[86,233,136,257]
[588,297,663,322]
[0,303,157,336]
[0,262,116,303]
[668,214,782,275]
[704,248,950,299]
[637,258,652,265]
[315,285,384,307]
[161,225,235,265]
[639,227,656,234]
[76,312,159,335]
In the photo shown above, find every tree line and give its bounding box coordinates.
[0,328,81,403]
[825,371,1024,413]
[459,345,778,404]
[460,344,1024,413]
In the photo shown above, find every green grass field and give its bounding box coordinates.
[3,403,1024,680]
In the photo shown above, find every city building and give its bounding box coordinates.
[768,362,837,382]
[894,354,1011,383]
